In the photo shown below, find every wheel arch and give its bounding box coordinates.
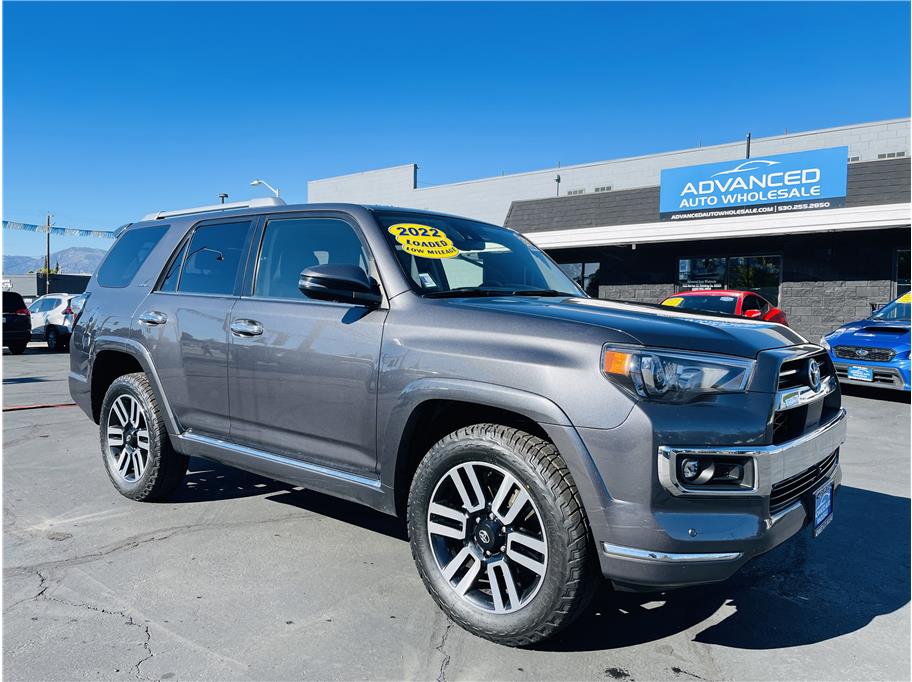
[89,337,180,435]
[383,379,604,520]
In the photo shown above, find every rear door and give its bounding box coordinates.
[227,212,387,474]
[137,217,256,437]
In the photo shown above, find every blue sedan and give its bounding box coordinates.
[821,293,911,391]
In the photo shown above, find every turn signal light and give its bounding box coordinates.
[603,350,632,375]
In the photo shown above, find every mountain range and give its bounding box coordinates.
[2,247,108,275]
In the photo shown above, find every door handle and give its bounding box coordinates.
[138,311,168,325]
[230,319,264,337]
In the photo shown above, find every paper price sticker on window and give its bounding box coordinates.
[388,224,459,259]
[898,292,911,304]
[662,297,684,307]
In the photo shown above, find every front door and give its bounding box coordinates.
[137,218,255,437]
[227,214,387,474]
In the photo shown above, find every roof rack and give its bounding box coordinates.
[141,197,286,221]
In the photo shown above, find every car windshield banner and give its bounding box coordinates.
[659,146,848,221]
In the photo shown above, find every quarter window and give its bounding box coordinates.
[254,218,371,300]
[178,221,251,296]
[97,226,168,288]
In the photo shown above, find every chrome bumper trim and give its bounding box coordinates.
[602,542,742,563]
[776,375,836,411]
[658,408,847,497]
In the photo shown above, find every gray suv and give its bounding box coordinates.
[70,200,847,645]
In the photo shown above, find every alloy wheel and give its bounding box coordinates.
[106,394,151,483]
[427,461,548,614]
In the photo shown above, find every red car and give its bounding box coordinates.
[660,289,789,326]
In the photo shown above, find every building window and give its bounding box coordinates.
[678,255,782,305]
[566,188,586,196]
[594,185,612,193]
[896,249,910,297]
[848,156,860,163]
[559,261,600,297]
[878,151,907,159]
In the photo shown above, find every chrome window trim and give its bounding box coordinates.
[602,543,742,563]
[658,408,847,498]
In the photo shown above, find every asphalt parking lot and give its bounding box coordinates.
[3,346,910,681]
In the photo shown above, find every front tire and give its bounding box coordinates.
[407,424,596,646]
[100,372,188,501]
[46,327,61,352]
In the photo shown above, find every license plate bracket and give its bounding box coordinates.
[812,480,834,537]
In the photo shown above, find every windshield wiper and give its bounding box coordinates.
[508,289,573,297]
[423,289,512,299]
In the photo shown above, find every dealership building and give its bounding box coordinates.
[309,119,910,341]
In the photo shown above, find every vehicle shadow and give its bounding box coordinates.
[166,462,909,653]
[840,383,910,404]
[541,485,910,652]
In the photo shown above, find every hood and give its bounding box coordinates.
[447,296,806,357]
[827,317,911,350]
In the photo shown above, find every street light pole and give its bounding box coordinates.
[45,213,52,295]
[250,179,280,198]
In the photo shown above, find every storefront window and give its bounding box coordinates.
[895,249,910,297]
[677,255,782,305]
[559,261,600,297]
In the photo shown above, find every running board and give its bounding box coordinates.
[176,432,391,513]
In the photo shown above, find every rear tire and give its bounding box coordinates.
[7,341,27,355]
[46,327,61,352]
[407,424,596,646]
[100,372,188,501]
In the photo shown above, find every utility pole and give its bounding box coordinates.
[745,132,752,159]
[219,193,229,204]
[45,213,52,295]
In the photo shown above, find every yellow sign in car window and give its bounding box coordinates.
[388,224,459,259]
[662,297,684,307]
[898,292,911,304]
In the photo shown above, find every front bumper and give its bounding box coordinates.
[832,360,910,391]
[579,408,847,591]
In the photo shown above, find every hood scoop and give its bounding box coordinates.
[860,326,910,334]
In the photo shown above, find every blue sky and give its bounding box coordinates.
[4,1,910,257]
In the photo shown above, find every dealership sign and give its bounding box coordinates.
[659,146,848,221]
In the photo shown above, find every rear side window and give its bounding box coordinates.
[178,221,251,296]
[97,226,168,288]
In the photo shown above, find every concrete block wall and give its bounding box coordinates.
[597,284,676,305]
[780,280,894,342]
[308,119,910,226]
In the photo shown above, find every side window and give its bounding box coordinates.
[158,240,189,292]
[253,218,371,300]
[743,295,762,313]
[178,221,251,296]
[97,226,168,288]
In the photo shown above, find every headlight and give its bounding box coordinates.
[819,336,831,351]
[601,344,755,403]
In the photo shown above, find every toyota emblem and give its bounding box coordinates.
[477,529,491,544]
[808,358,822,391]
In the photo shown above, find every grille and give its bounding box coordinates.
[834,346,895,362]
[778,351,832,390]
[835,365,902,387]
[769,450,839,515]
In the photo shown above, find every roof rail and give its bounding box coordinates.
[141,197,286,221]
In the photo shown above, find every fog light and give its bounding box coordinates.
[682,459,700,481]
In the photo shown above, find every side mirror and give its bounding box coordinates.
[743,309,762,319]
[298,264,381,307]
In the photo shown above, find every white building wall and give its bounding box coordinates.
[307,119,911,226]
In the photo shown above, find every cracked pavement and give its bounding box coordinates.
[3,348,910,680]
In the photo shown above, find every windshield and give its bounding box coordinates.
[374,211,583,297]
[870,293,911,321]
[662,294,738,314]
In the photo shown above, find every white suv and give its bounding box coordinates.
[28,294,75,352]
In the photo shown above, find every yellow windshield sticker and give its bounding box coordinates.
[388,224,459,259]
[662,297,684,307]
[898,292,911,304]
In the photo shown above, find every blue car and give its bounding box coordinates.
[821,293,911,391]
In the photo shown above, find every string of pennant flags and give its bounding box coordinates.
[3,220,116,239]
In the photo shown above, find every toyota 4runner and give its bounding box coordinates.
[70,199,846,645]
